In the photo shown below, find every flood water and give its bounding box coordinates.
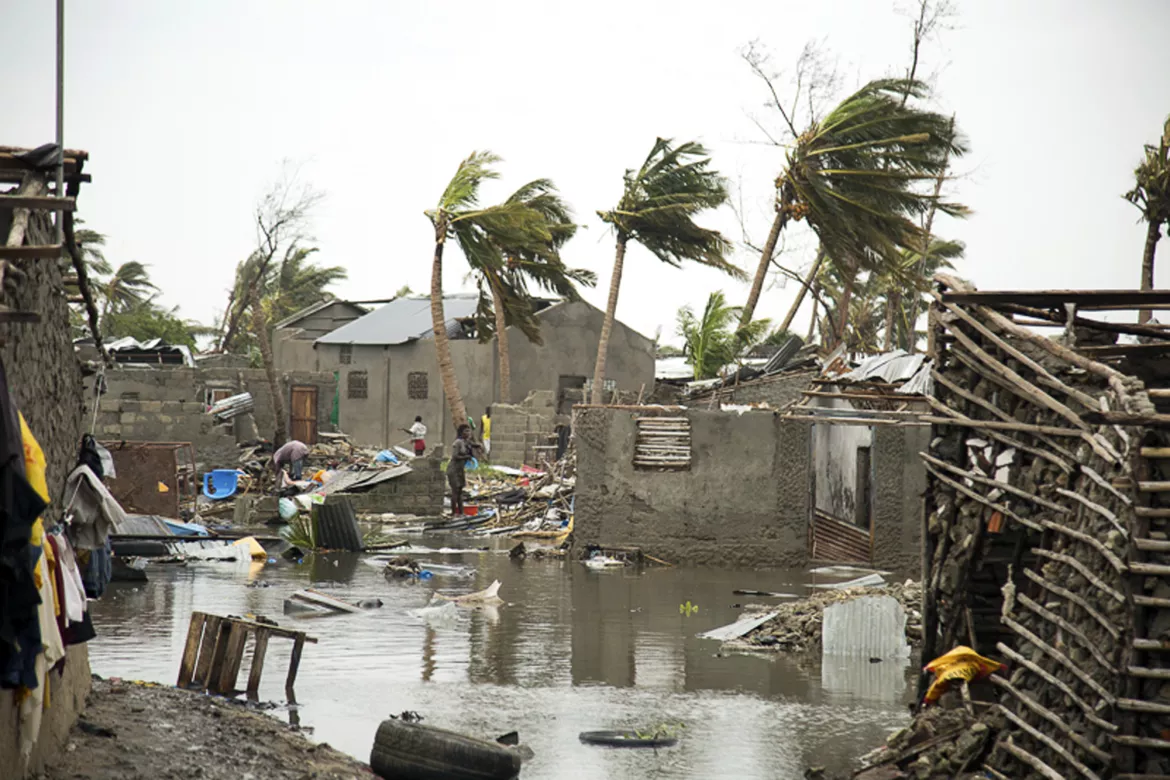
[87,534,916,779]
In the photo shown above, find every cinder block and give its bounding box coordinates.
[140,400,163,413]
[119,412,138,424]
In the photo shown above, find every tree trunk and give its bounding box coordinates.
[252,293,287,447]
[430,231,468,428]
[884,291,899,351]
[1139,220,1162,324]
[590,236,627,405]
[835,265,857,350]
[805,293,819,342]
[490,271,511,402]
[777,245,827,335]
[739,208,788,329]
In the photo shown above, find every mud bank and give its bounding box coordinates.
[35,678,372,780]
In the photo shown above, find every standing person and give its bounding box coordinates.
[406,415,427,457]
[446,424,480,516]
[273,439,309,480]
[481,406,492,458]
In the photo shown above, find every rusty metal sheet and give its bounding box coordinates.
[102,441,182,518]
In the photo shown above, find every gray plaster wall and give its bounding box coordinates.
[574,407,811,567]
[306,300,654,453]
[85,366,336,468]
[505,301,654,404]
[870,424,929,574]
[575,407,925,571]
[325,339,495,452]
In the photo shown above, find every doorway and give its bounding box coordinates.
[290,386,319,444]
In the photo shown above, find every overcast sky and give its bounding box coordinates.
[4,0,1169,346]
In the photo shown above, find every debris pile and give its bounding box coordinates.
[730,580,923,653]
[465,453,576,540]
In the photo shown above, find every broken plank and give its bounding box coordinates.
[0,244,63,259]
[0,195,75,211]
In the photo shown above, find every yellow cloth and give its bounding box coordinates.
[923,645,1004,703]
[30,518,44,590]
[481,415,491,439]
[43,532,61,618]
[19,413,49,503]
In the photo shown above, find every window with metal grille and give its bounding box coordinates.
[339,344,352,365]
[408,371,428,400]
[633,416,691,470]
[347,370,368,400]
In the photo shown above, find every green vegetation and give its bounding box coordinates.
[1125,116,1170,324]
[677,291,769,380]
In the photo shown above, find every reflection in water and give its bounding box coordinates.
[88,539,912,779]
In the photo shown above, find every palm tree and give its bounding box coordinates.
[98,261,157,326]
[814,237,962,352]
[592,138,741,404]
[1125,116,1170,324]
[677,291,769,380]
[425,152,552,427]
[473,179,593,401]
[742,79,967,343]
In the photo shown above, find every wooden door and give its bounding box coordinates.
[289,386,318,445]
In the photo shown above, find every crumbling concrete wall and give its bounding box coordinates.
[324,455,445,516]
[716,369,816,408]
[84,366,336,469]
[0,204,90,775]
[575,407,924,570]
[871,424,929,574]
[573,407,811,567]
[489,391,557,467]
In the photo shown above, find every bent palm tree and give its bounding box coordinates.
[477,180,592,402]
[1125,116,1170,324]
[426,152,551,427]
[743,78,968,342]
[592,138,740,404]
[98,261,157,327]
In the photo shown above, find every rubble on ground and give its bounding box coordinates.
[729,580,923,653]
[37,677,373,780]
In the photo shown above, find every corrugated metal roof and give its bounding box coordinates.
[839,350,927,384]
[316,295,480,346]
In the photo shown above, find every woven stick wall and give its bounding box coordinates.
[923,273,1170,779]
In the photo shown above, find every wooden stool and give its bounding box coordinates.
[177,611,317,698]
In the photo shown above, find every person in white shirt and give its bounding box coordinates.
[407,416,427,457]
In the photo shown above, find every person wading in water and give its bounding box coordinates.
[446,423,481,516]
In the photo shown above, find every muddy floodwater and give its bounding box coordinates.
[87,534,916,779]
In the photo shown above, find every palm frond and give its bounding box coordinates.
[435,151,502,216]
[600,138,740,278]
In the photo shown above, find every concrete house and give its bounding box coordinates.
[276,295,655,450]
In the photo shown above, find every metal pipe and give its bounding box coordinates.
[55,0,65,246]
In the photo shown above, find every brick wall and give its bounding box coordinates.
[86,366,337,470]
[490,390,557,467]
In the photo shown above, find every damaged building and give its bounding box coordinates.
[276,294,655,452]
[860,275,1170,780]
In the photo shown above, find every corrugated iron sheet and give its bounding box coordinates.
[811,509,871,564]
